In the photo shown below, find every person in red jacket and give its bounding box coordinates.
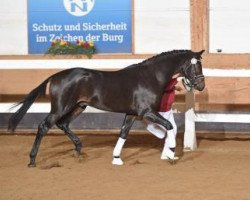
[147,74,182,161]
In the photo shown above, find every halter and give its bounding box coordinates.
[182,58,205,88]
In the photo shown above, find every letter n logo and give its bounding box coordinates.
[64,0,95,17]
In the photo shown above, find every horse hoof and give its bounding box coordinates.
[112,157,124,165]
[168,159,176,165]
[166,122,173,130]
[161,155,179,160]
[28,163,36,168]
[161,155,179,165]
[75,154,84,163]
[73,150,81,158]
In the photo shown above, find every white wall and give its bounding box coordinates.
[0,0,190,55]
[0,0,28,55]
[134,0,190,53]
[209,0,250,53]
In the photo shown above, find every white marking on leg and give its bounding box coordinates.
[112,137,126,165]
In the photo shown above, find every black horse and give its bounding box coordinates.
[8,49,205,167]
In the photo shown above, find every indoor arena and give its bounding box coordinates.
[1,0,250,200]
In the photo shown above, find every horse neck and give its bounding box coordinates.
[154,55,188,85]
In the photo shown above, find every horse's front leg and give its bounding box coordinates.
[144,111,179,164]
[112,114,136,165]
[144,111,173,131]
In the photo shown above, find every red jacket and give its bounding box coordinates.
[159,78,178,112]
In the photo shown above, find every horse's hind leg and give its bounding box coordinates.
[28,113,60,167]
[56,105,86,157]
[112,114,136,165]
[144,111,177,164]
[57,124,82,157]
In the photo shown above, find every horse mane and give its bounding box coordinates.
[140,49,192,65]
[121,49,193,71]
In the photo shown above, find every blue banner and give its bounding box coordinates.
[28,0,132,54]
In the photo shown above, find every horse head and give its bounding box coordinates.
[180,50,205,91]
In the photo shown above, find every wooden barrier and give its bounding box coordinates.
[184,68,250,150]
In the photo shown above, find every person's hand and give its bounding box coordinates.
[175,86,182,91]
[172,73,180,79]
[182,78,192,91]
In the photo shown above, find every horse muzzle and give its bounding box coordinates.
[193,76,205,91]
[194,82,205,91]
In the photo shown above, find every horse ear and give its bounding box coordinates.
[194,50,205,58]
[198,50,205,55]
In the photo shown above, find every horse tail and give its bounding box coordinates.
[8,77,51,132]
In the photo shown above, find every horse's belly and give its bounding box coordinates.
[88,94,136,115]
